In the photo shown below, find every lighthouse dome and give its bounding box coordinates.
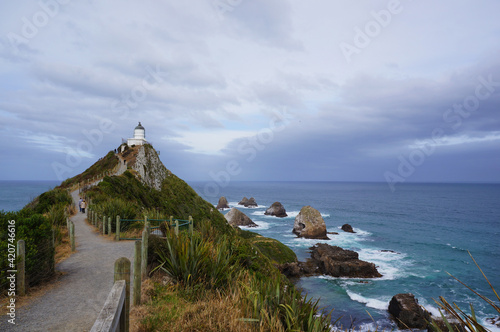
[133,122,145,139]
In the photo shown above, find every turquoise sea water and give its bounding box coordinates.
[190,181,500,331]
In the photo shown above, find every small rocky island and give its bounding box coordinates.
[280,243,382,279]
[292,205,329,239]
[264,202,288,217]
[224,207,257,227]
[238,197,258,207]
[341,223,356,233]
[216,196,230,210]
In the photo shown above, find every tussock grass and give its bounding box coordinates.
[135,222,333,332]
[430,252,500,332]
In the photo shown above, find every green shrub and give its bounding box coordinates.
[46,202,67,227]
[0,211,54,293]
[25,187,72,215]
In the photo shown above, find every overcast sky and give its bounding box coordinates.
[1,1,499,189]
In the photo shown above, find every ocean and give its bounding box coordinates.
[3,180,499,330]
[0,180,61,212]
[189,181,500,331]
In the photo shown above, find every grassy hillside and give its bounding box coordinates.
[60,151,119,189]
[80,147,333,331]
[86,170,232,234]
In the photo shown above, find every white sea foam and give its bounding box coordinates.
[423,304,442,318]
[284,210,330,218]
[358,248,410,280]
[484,320,500,332]
[238,220,271,230]
[346,290,389,310]
[227,202,264,209]
[251,210,266,216]
[285,210,300,218]
[355,322,383,332]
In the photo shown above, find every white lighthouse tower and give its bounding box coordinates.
[127,122,147,147]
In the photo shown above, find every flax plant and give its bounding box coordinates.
[430,252,500,332]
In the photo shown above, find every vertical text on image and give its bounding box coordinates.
[6,219,17,324]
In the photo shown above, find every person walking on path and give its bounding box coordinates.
[81,199,86,213]
[78,197,83,212]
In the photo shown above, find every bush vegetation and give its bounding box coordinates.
[138,222,332,331]
[0,187,73,294]
[60,151,119,189]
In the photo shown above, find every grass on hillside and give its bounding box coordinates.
[131,222,332,332]
[60,150,119,189]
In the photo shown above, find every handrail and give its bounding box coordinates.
[90,280,126,332]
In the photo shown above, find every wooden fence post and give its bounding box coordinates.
[70,221,75,252]
[133,240,141,306]
[17,240,25,296]
[102,215,106,235]
[66,217,70,231]
[108,217,112,236]
[141,228,148,281]
[114,257,130,332]
[116,216,121,241]
[189,216,193,235]
[172,216,178,236]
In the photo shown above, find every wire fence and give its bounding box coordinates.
[86,210,194,241]
[0,237,55,304]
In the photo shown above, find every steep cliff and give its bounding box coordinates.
[129,144,167,190]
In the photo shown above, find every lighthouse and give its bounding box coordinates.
[127,122,147,147]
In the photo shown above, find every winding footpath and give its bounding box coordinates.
[1,158,135,331]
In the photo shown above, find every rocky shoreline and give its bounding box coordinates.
[217,196,484,331]
[280,243,382,279]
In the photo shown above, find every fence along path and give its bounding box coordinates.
[0,189,135,331]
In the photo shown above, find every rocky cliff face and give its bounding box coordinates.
[129,145,167,190]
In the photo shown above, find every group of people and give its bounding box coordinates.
[78,197,87,213]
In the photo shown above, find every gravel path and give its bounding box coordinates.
[1,189,135,331]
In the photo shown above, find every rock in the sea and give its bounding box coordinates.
[264,202,288,217]
[279,243,382,279]
[279,262,304,278]
[341,223,355,233]
[216,196,229,210]
[292,206,328,239]
[246,197,258,207]
[224,208,257,227]
[388,293,430,330]
[238,197,257,207]
[238,197,248,206]
[308,244,382,278]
